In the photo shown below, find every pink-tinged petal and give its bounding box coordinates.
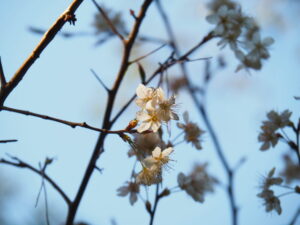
[136,84,147,98]
[129,193,138,205]
[152,147,162,158]
[137,122,151,133]
[162,147,173,157]
[155,87,165,100]
[117,186,129,196]
[183,111,189,123]
[143,157,157,167]
[136,111,151,121]
[135,99,145,108]
[151,121,161,132]
[262,37,274,46]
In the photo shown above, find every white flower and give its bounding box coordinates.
[135,84,155,109]
[135,84,179,133]
[144,147,173,168]
[117,181,140,205]
[136,165,162,186]
[156,95,179,122]
[245,33,274,60]
[206,5,240,36]
[136,110,161,133]
[177,111,205,150]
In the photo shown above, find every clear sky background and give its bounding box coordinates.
[0,0,300,225]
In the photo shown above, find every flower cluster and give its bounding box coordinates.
[258,110,292,151]
[257,168,283,215]
[206,0,274,71]
[177,163,218,203]
[135,84,179,133]
[136,146,173,186]
[177,112,205,150]
[127,132,166,160]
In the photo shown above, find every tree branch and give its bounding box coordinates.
[1,106,142,135]
[0,139,17,144]
[0,0,85,107]
[65,1,154,224]
[0,156,71,206]
[155,1,238,225]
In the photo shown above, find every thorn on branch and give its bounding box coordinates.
[90,69,111,93]
[137,63,146,84]
[130,9,138,20]
[64,12,77,25]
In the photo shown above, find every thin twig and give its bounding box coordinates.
[65,1,154,224]
[0,139,17,143]
[110,35,213,125]
[91,0,125,42]
[130,44,167,64]
[149,184,160,225]
[0,157,71,206]
[288,206,300,225]
[155,1,238,225]
[0,0,85,107]
[90,69,110,92]
[1,106,142,135]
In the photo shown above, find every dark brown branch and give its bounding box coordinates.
[155,1,238,225]
[0,0,85,107]
[91,0,125,42]
[0,139,17,143]
[0,157,71,206]
[65,1,154,224]
[1,106,140,135]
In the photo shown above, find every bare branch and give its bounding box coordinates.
[0,139,17,144]
[0,0,85,107]
[155,1,238,225]
[0,156,71,205]
[90,69,110,92]
[1,106,142,135]
[91,0,125,42]
[129,44,167,64]
[65,1,155,224]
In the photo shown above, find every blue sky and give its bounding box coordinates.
[0,0,299,225]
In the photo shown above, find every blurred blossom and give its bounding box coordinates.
[128,133,166,159]
[93,5,126,35]
[177,111,205,150]
[206,0,274,71]
[257,189,282,215]
[280,154,300,184]
[177,163,218,202]
[117,181,140,205]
